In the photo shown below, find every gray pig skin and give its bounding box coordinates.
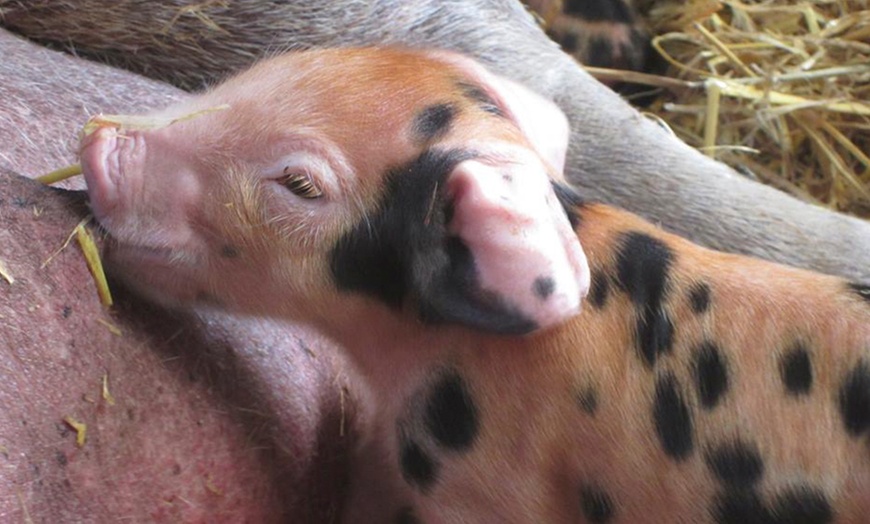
[0,30,352,522]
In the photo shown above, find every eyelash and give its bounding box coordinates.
[279,168,323,199]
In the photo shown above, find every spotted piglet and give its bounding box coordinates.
[80,48,870,523]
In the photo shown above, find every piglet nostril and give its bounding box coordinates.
[80,126,121,217]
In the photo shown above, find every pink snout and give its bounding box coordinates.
[80,125,126,225]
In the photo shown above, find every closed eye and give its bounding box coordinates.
[279,168,323,199]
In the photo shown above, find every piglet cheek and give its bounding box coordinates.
[446,160,589,330]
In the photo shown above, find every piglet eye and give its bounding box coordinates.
[279,168,323,199]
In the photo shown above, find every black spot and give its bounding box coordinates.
[55,451,68,467]
[768,487,833,524]
[577,387,599,415]
[400,439,438,492]
[689,283,711,314]
[634,287,674,368]
[839,361,870,436]
[220,245,240,258]
[713,490,767,524]
[534,277,555,300]
[713,486,833,524]
[330,149,537,334]
[62,305,72,319]
[781,343,813,396]
[456,81,504,117]
[849,282,870,304]
[653,374,694,461]
[564,0,635,23]
[425,372,479,451]
[705,440,763,488]
[413,103,456,142]
[589,272,610,309]
[694,341,729,409]
[551,181,585,229]
[396,507,420,524]
[12,196,30,208]
[615,232,675,367]
[581,485,615,523]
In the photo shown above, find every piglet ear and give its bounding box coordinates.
[331,149,588,335]
[429,51,570,172]
[414,157,589,334]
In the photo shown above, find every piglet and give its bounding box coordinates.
[80,47,589,334]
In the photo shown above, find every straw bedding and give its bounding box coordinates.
[587,0,869,218]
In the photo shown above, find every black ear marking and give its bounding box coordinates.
[330,148,537,334]
[416,237,538,334]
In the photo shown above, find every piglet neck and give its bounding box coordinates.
[312,296,475,385]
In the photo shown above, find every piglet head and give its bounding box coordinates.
[80,48,588,335]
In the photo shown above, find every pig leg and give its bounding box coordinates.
[1,0,868,280]
[0,29,354,523]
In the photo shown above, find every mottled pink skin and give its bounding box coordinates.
[0,30,353,522]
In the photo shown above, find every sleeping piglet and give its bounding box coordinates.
[80,47,589,335]
[75,46,870,524]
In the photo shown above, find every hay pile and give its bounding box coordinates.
[596,0,870,218]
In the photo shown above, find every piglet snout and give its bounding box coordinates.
[446,158,590,331]
[81,125,129,225]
